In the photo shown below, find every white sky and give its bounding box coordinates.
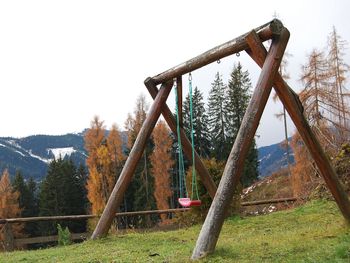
[0,0,349,146]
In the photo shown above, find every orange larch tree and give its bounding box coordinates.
[85,116,106,215]
[150,121,174,221]
[0,170,23,247]
[85,117,125,215]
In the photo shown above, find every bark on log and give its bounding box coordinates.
[91,81,173,239]
[151,19,284,85]
[145,79,217,199]
[246,31,350,222]
[176,76,183,127]
[191,29,290,260]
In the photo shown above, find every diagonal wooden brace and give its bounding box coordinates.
[191,28,290,260]
[245,30,350,222]
[144,78,217,199]
[91,80,173,239]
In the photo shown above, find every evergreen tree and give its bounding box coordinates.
[12,172,39,236]
[207,72,230,160]
[183,87,211,158]
[226,62,258,187]
[39,158,87,235]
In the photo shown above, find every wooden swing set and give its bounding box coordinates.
[91,19,350,260]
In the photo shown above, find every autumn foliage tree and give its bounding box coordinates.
[85,116,124,215]
[124,94,154,215]
[0,170,23,246]
[292,27,350,197]
[150,121,174,221]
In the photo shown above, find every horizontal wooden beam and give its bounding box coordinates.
[151,19,284,85]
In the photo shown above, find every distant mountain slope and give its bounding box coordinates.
[0,133,87,180]
[0,131,291,180]
[258,140,294,177]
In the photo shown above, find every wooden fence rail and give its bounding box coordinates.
[0,198,296,251]
[0,208,189,251]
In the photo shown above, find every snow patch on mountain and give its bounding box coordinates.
[47,147,76,160]
[14,150,26,157]
[28,150,50,163]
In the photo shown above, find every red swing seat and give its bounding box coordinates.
[178,197,201,207]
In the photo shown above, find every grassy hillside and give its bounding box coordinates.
[1,200,349,262]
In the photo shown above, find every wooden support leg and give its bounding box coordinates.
[191,29,290,260]
[246,31,350,222]
[91,80,173,239]
[145,79,217,199]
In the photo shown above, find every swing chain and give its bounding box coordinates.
[188,72,192,81]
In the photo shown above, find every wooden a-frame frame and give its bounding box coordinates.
[91,19,350,259]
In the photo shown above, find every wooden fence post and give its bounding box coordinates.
[3,223,14,252]
[191,29,290,260]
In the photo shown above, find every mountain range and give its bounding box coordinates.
[0,132,293,181]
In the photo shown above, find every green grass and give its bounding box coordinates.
[1,200,349,262]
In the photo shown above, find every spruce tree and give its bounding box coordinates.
[226,62,258,187]
[12,171,39,236]
[182,86,211,158]
[39,158,87,235]
[207,72,230,160]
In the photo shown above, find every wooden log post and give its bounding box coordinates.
[246,32,350,222]
[91,80,173,239]
[152,19,284,85]
[3,223,15,251]
[145,79,217,199]
[191,29,290,260]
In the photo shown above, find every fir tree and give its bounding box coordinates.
[207,72,230,160]
[226,62,258,187]
[12,171,39,236]
[182,86,211,158]
[39,158,87,235]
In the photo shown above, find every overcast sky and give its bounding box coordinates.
[0,0,349,146]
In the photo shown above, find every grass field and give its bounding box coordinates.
[1,200,349,262]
